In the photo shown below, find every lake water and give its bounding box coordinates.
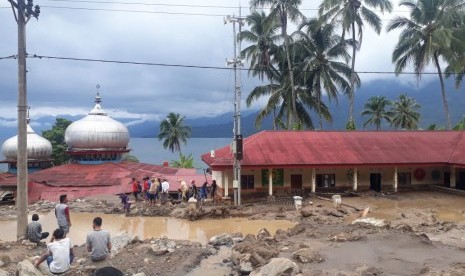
[0,137,232,172]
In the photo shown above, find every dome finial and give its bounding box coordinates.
[95,84,102,104]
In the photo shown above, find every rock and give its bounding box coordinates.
[133,273,146,276]
[257,228,271,239]
[209,233,233,246]
[352,218,389,228]
[0,269,8,276]
[17,260,45,276]
[300,209,313,218]
[111,233,133,252]
[292,248,325,263]
[76,258,86,265]
[250,258,300,276]
[0,255,10,267]
[395,224,413,232]
[239,254,254,274]
[151,245,169,256]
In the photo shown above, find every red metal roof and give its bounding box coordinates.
[202,131,465,168]
[0,162,210,202]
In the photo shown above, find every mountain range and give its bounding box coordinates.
[1,78,464,141]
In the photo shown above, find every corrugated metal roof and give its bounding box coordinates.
[202,131,465,167]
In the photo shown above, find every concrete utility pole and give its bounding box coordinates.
[224,11,245,206]
[7,0,40,239]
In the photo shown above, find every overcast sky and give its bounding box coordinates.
[0,0,437,129]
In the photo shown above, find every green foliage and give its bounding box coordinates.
[453,116,465,130]
[170,153,194,168]
[345,119,356,131]
[121,154,139,162]
[390,94,421,130]
[361,96,393,130]
[41,118,72,165]
[158,113,191,153]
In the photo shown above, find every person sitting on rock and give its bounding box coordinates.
[34,228,74,274]
[27,213,49,244]
[86,217,111,261]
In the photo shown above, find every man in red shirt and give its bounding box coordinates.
[131,178,139,201]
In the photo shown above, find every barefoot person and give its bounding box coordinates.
[86,217,112,261]
[34,228,74,274]
[55,194,71,235]
[27,213,49,243]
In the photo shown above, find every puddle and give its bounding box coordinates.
[186,246,231,276]
[0,212,296,245]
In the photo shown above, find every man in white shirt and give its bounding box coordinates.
[161,179,170,203]
[34,228,74,274]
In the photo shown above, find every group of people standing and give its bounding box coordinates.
[129,176,218,204]
[27,194,112,275]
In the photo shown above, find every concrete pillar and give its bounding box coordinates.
[224,173,229,197]
[353,167,358,191]
[393,166,398,192]
[311,168,316,193]
[268,169,273,196]
[450,165,456,188]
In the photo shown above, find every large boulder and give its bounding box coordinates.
[250,258,300,276]
[0,255,10,268]
[209,233,233,246]
[257,228,271,240]
[111,233,133,252]
[292,248,325,263]
[16,260,46,276]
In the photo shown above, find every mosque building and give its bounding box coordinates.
[0,90,209,203]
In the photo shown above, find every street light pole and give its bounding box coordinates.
[224,12,245,206]
[7,0,40,239]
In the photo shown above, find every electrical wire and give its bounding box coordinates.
[27,54,451,75]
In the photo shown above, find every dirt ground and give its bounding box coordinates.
[1,190,465,275]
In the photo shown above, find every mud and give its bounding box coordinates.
[0,190,464,275]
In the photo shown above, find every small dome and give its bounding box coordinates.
[2,124,53,160]
[65,93,130,150]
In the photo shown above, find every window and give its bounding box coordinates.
[241,175,254,190]
[398,172,411,186]
[316,174,336,188]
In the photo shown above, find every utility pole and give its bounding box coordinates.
[7,0,40,239]
[224,11,245,206]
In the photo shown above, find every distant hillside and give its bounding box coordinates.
[2,79,465,140]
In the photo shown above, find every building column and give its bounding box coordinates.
[311,168,316,193]
[393,166,398,192]
[353,167,358,191]
[268,169,273,196]
[450,165,456,188]
[224,173,229,197]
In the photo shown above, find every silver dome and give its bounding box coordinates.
[2,124,53,160]
[65,103,130,150]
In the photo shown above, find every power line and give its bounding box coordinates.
[27,54,450,75]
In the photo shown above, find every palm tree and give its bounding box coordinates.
[171,153,194,168]
[250,0,302,126]
[361,96,392,130]
[387,0,465,130]
[390,94,421,130]
[240,11,280,129]
[294,19,359,129]
[319,0,393,129]
[158,113,191,153]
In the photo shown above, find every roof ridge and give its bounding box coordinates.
[244,130,266,145]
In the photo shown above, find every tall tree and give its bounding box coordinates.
[390,94,421,130]
[361,96,392,130]
[250,0,303,126]
[294,19,358,129]
[387,0,465,130]
[171,153,194,168]
[42,118,72,165]
[158,113,191,153]
[240,10,280,129]
[319,0,393,129]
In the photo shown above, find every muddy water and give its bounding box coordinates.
[342,191,465,222]
[0,212,296,245]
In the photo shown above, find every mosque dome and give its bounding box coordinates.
[2,124,53,161]
[65,91,130,150]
